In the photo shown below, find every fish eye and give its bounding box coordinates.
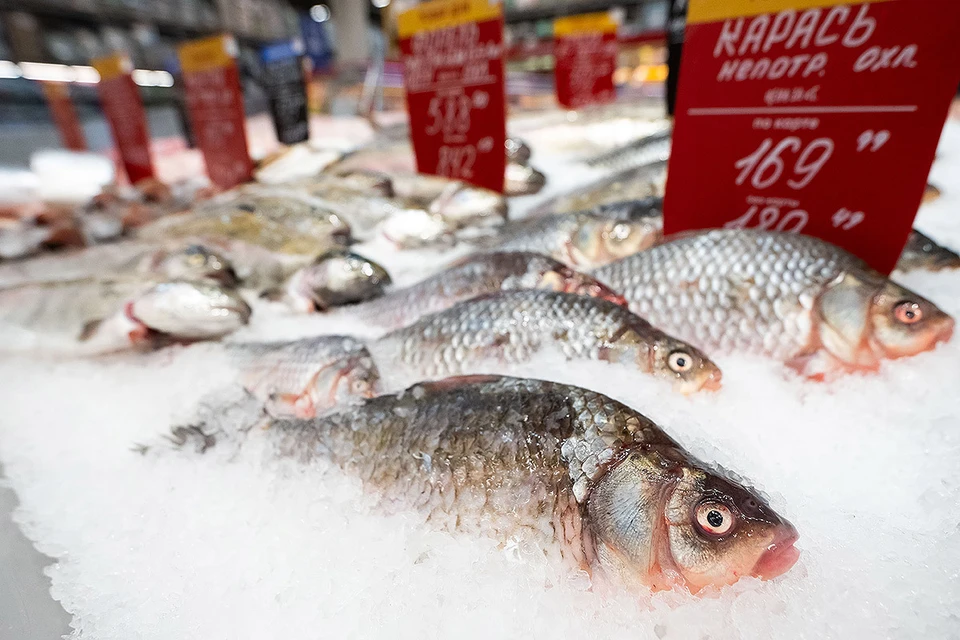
[668,351,694,373]
[186,253,207,267]
[608,222,633,243]
[894,301,923,324]
[695,502,735,537]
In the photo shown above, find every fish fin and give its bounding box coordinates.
[412,375,503,394]
[78,318,104,341]
[785,350,849,381]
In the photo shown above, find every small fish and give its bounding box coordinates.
[342,251,625,330]
[0,277,250,353]
[505,162,547,197]
[0,218,51,260]
[489,210,661,269]
[897,230,960,272]
[583,127,672,170]
[529,161,667,216]
[0,242,238,288]
[380,209,454,248]
[281,250,391,312]
[594,229,955,376]
[505,136,532,165]
[228,336,380,418]
[264,375,798,593]
[371,290,721,394]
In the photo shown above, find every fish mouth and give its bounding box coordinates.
[699,369,723,392]
[752,527,800,580]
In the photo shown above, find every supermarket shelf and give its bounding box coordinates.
[506,28,666,59]
[504,0,650,23]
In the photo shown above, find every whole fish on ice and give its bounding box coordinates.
[277,249,391,312]
[0,277,251,353]
[340,251,624,330]
[0,242,238,288]
[370,290,721,394]
[258,375,798,593]
[594,229,954,376]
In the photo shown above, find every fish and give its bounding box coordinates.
[0,242,238,288]
[340,251,625,330]
[505,136,532,165]
[262,375,798,593]
[528,161,668,216]
[279,250,391,312]
[583,127,672,171]
[0,277,251,353]
[922,183,942,204]
[505,162,547,197]
[0,218,52,260]
[370,290,721,394]
[593,229,955,376]
[380,209,453,248]
[139,193,351,256]
[228,336,381,418]
[487,209,662,269]
[896,230,960,272]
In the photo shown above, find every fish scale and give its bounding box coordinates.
[594,230,863,360]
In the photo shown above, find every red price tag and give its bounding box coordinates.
[93,53,155,184]
[177,35,253,190]
[554,12,619,109]
[41,82,87,152]
[664,0,960,274]
[398,0,506,193]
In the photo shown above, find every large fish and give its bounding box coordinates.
[0,277,251,353]
[340,251,624,330]
[228,336,381,418]
[0,242,237,288]
[487,207,662,269]
[261,375,799,593]
[370,290,721,394]
[594,229,954,376]
[278,249,391,312]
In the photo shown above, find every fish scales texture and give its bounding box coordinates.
[0,279,151,333]
[272,377,668,541]
[378,290,666,376]
[345,253,574,330]
[595,230,860,359]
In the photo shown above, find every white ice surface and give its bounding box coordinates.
[1,123,960,639]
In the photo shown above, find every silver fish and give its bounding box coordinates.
[505,162,546,197]
[594,229,955,376]
[228,336,380,418]
[263,375,799,593]
[370,290,721,394]
[281,250,391,312]
[528,161,668,216]
[341,251,625,330]
[0,277,250,352]
[0,242,237,288]
[505,136,532,165]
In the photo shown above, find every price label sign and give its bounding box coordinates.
[92,53,155,183]
[664,0,960,274]
[41,82,87,152]
[178,35,253,189]
[261,40,309,146]
[398,0,507,193]
[554,12,619,109]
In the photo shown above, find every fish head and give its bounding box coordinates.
[868,280,954,359]
[817,271,953,368]
[291,251,391,310]
[158,244,239,286]
[647,337,723,393]
[505,163,546,196]
[536,265,627,307]
[662,467,799,592]
[313,351,382,410]
[129,281,251,341]
[572,217,660,267]
[431,183,507,228]
[504,137,531,164]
